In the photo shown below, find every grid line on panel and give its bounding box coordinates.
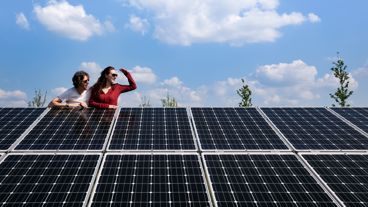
[331,107,368,135]
[0,154,100,206]
[303,154,368,207]
[191,108,288,150]
[109,108,196,150]
[14,108,115,151]
[203,153,339,207]
[0,108,45,150]
[261,107,368,150]
[91,154,211,207]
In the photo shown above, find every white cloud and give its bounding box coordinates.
[256,60,317,85]
[0,89,28,107]
[124,0,320,46]
[308,13,321,23]
[130,66,157,84]
[34,1,113,41]
[162,77,182,87]
[78,62,103,83]
[126,15,149,35]
[16,12,30,30]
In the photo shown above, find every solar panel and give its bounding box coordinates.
[191,108,288,150]
[261,107,368,150]
[331,107,368,134]
[0,153,101,206]
[90,153,211,206]
[203,153,339,207]
[0,108,45,151]
[108,108,196,151]
[302,153,368,207]
[14,108,115,151]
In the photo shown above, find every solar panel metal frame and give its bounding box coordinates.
[107,107,198,152]
[327,107,368,139]
[202,151,343,207]
[259,107,368,152]
[189,107,291,152]
[10,108,119,153]
[0,107,48,152]
[87,152,213,207]
[0,152,103,207]
[299,151,368,207]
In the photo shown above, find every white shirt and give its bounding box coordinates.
[58,87,91,105]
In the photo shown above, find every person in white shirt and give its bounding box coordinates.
[49,71,90,109]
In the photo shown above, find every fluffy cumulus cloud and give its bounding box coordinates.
[16,12,30,30]
[124,0,320,46]
[78,61,103,83]
[126,15,149,35]
[130,66,157,84]
[0,89,28,107]
[253,60,358,105]
[34,1,114,41]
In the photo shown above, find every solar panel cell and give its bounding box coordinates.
[109,108,196,150]
[192,108,288,150]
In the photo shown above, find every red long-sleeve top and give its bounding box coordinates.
[89,71,137,108]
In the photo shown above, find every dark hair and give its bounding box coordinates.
[72,71,89,88]
[91,66,115,96]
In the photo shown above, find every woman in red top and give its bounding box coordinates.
[89,66,137,108]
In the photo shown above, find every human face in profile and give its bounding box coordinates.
[106,69,118,84]
[81,75,89,90]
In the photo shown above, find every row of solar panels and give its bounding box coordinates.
[1,107,368,152]
[1,152,368,206]
[1,107,368,206]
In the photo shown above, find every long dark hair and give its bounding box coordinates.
[91,66,115,96]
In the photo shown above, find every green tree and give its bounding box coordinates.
[28,89,47,107]
[237,79,252,107]
[161,93,178,107]
[139,96,151,107]
[329,54,353,107]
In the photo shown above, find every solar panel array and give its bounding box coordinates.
[302,154,368,207]
[261,107,368,150]
[203,153,338,207]
[192,108,288,150]
[15,108,115,151]
[1,106,368,206]
[0,154,100,206]
[0,108,44,151]
[91,154,211,206]
[109,108,196,151]
[331,107,368,134]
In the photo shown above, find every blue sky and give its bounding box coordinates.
[1,0,367,107]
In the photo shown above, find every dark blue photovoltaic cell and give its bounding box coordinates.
[109,108,196,150]
[204,154,338,207]
[0,108,45,150]
[192,108,288,150]
[91,154,211,207]
[261,108,368,150]
[331,107,368,134]
[303,154,368,207]
[15,108,115,150]
[0,154,100,206]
